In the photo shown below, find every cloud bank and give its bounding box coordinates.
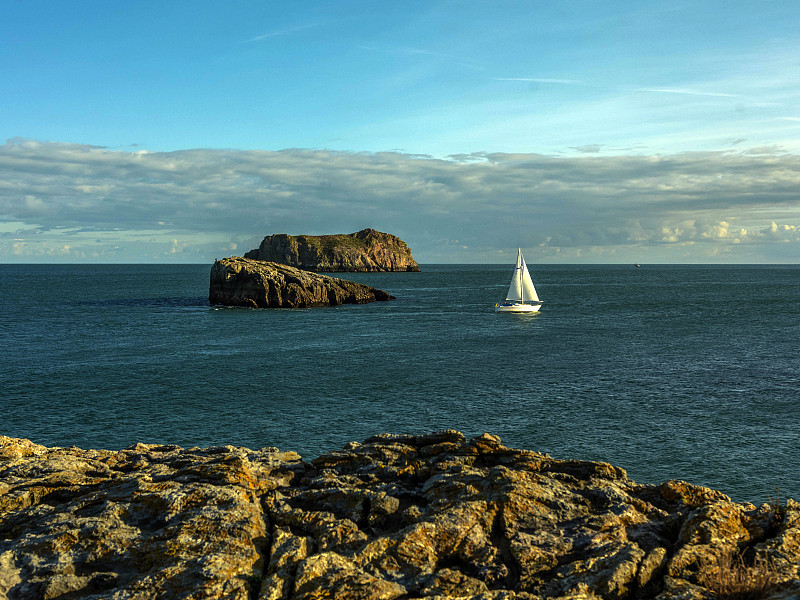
[2,139,799,263]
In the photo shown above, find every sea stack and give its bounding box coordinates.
[209,256,394,308]
[244,228,421,272]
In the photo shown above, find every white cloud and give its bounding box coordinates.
[762,221,800,241]
[1,139,800,263]
[636,88,740,98]
[493,78,580,84]
[246,23,318,42]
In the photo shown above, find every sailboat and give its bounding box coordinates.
[495,248,542,313]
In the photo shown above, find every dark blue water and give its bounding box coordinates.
[2,263,799,503]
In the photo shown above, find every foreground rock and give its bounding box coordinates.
[209,256,394,308]
[1,431,798,600]
[244,228,421,272]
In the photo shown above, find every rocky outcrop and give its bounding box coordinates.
[1,431,798,600]
[209,256,394,308]
[244,228,421,272]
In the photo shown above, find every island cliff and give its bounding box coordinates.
[209,256,395,308]
[244,228,421,272]
[1,431,797,600]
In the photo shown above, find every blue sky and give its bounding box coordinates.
[2,1,800,263]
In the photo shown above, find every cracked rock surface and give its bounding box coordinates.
[1,431,798,599]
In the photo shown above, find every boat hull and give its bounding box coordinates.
[495,302,541,313]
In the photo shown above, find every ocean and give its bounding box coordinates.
[2,263,798,504]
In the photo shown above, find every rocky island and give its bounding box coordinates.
[209,256,394,308]
[1,430,798,600]
[244,228,420,272]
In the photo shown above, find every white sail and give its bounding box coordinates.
[505,249,539,302]
[519,255,540,302]
[505,251,524,301]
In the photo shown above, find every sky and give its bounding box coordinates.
[2,1,800,264]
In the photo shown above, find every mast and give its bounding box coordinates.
[518,248,523,303]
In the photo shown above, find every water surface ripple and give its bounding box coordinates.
[2,263,798,503]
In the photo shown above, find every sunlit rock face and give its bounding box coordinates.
[209,256,395,308]
[1,432,798,599]
[244,228,421,272]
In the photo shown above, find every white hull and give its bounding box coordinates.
[495,302,541,313]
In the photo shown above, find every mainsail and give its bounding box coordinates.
[505,249,540,303]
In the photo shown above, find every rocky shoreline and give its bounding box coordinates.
[1,431,798,599]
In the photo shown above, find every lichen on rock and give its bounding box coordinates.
[1,431,798,599]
